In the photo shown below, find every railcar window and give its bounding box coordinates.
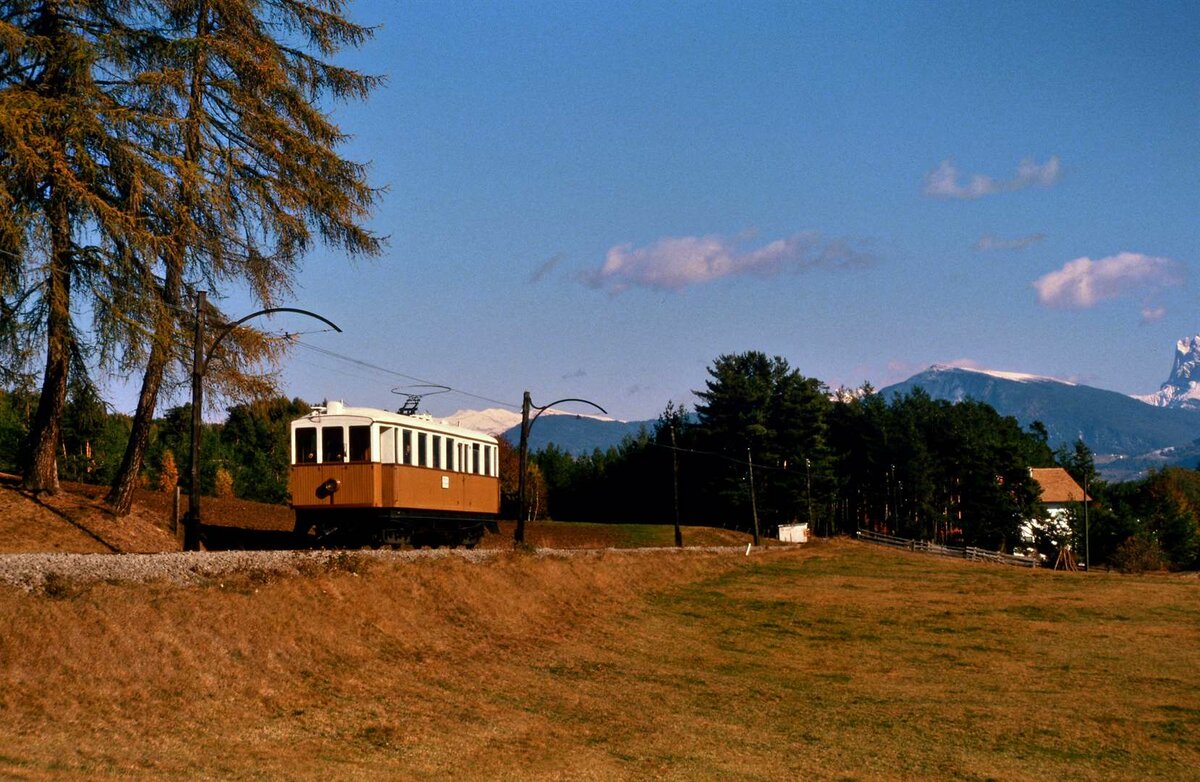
[418,432,428,467]
[402,429,413,465]
[380,426,396,463]
[322,427,345,463]
[295,427,317,464]
[471,443,480,474]
[446,438,455,471]
[349,425,371,462]
[433,435,442,469]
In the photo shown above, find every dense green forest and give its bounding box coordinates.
[3,350,1199,571]
[0,386,307,506]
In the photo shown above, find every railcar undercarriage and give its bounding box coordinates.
[294,508,499,549]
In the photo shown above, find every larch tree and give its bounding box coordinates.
[0,0,176,493]
[104,0,383,514]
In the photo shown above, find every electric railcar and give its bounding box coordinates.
[289,401,500,547]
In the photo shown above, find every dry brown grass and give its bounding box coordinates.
[1,539,1198,780]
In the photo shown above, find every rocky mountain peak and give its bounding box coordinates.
[1135,336,1200,410]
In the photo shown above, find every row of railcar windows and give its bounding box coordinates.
[294,424,497,476]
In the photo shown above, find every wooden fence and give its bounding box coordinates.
[856,528,1038,569]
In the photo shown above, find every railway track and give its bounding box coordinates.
[0,544,751,593]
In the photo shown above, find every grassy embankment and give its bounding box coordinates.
[1,539,1199,780]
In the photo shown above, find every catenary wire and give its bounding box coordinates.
[291,340,520,411]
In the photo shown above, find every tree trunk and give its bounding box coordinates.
[107,245,184,514]
[105,330,169,512]
[23,190,72,494]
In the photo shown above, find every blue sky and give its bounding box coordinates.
[179,0,1200,422]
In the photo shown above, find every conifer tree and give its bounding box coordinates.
[0,0,381,500]
[105,0,383,514]
[1,0,175,493]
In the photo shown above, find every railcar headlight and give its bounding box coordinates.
[316,478,341,499]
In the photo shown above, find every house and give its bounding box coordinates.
[1019,467,1090,557]
[1030,467,1090,516]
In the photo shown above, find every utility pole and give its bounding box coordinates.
[805,456,813,533]
[1083,473,1090,572]
[516,391,532,544]
[747,447,760,546]
[183,290,340,551]
[515,392,606,545]
[670,424,682,547]
[185,291,206,552]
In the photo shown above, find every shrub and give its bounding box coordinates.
[214,467,235,499]
[1110,534,1166,574]
[158,450,179,493]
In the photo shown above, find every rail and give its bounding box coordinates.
[856,529,1038,568]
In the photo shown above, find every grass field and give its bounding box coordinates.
[2,539,1198,780]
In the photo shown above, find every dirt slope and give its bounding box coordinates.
[0,475,296,554]
[0,475,755,553]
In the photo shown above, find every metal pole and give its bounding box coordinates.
[671,424,682,547]
[1084,474,1090,572]
[183,296,341,553]
[747,447,760,546]
[806,456,813,532]
[516,391,531,544]
[184,290,205,551]
[513,394,606,544]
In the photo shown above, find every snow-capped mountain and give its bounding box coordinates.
[441,407,651,454]
[1135,336,1200,410]
[439,408,522,436]
[922,363,1078,391]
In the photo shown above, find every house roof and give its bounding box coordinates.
[1030,467,1090,503]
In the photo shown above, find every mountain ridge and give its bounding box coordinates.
[879,364,1200,480]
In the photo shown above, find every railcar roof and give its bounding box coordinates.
[292,405,499,444]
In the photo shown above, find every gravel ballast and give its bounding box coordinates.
[0,549,498,593]
[0,546,749,593]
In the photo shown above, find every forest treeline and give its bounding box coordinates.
[4,350,1199,571]
[529,351,1200,572]
[0,386,306,505]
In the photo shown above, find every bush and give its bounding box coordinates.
[1109,534,1166,574]
[214,467,235,499]
[158,450,179,493]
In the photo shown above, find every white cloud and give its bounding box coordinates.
[1140,305,1167,323]
[924,157,1062,200]
[584,231,874,294]
[974,233,1046,252]
[1032,252,1184,314]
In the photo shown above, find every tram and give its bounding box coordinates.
[289,401,501,547]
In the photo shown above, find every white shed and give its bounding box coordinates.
[778,523,809,543]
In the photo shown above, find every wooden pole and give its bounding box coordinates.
[671,424,682,548]
[747,447,760,546]
[515,391,531,544]
[184,290,205,552]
